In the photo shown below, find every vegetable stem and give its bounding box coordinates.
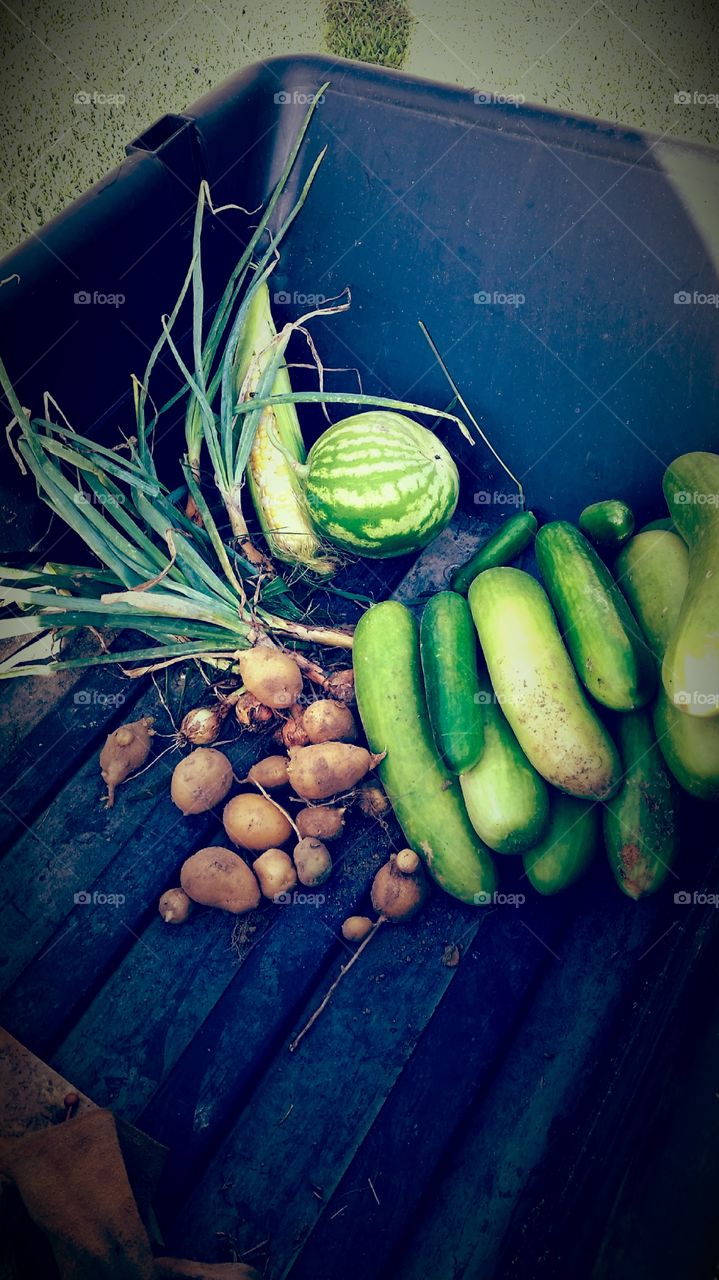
[288,916,385,1052]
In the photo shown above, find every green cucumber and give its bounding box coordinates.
[522,793,599,894]
[420,591,484,773]
[615,530,689,661]
[469,567,620,800]
[353,600,497,904]
[578,499,634,551]
[662,452,719,719]
[450,511,537,594]
[615,529,718,801]
[459,671,549,853]
[603,710,681,899]
[653,692,719,803]
[535,520,655,711]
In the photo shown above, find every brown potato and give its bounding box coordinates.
[238,647,303,709]
[287,743,382,801]
[248,755,290,789]
[180,846,260,914]
[99,716,154,807]
[302,699,357,745]
[296,805,346,841]
[253,848,297,900]
[158,888,193,924]
[171,748,234,815]
[223,793,293,851]
[371,850,427,922]
[341,915,374,942]
[293,837,332,886]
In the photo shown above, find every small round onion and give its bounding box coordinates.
[234,692,275,731]
[180,704,228,746]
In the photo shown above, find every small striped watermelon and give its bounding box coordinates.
[301,412,460,558]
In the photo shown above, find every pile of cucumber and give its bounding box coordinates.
[353,451,719,904]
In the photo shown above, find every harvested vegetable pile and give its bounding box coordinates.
[2,83,719,1055]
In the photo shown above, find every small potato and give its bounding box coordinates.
[296,805,346,842]
[158,887,193,924]
[238,647,303,709]
[171,748,234,816]
[288,743,382,801]
[223,792,293,851]
[293,837,332,887]
[302,699,357,745]
[248,755,290,790]
[371,850,427,922]
[253,848,297,900]
[395,848,420,875]
[180,846,260,914]
[341,915,374,942]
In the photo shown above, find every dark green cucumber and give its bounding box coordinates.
[420,591,484,773]
[522,793,599,895]
[603,710,681,899]
[535,520,655,711]
[469,567,620,800]
[353,600,497,904]
[579,499,634,551]
[459,671,549,853]
[615,530,689,661]
[450,511,537,594]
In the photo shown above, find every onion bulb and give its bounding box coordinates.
[180,704,228,745]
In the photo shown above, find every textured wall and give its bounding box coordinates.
[0,0,717,257]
